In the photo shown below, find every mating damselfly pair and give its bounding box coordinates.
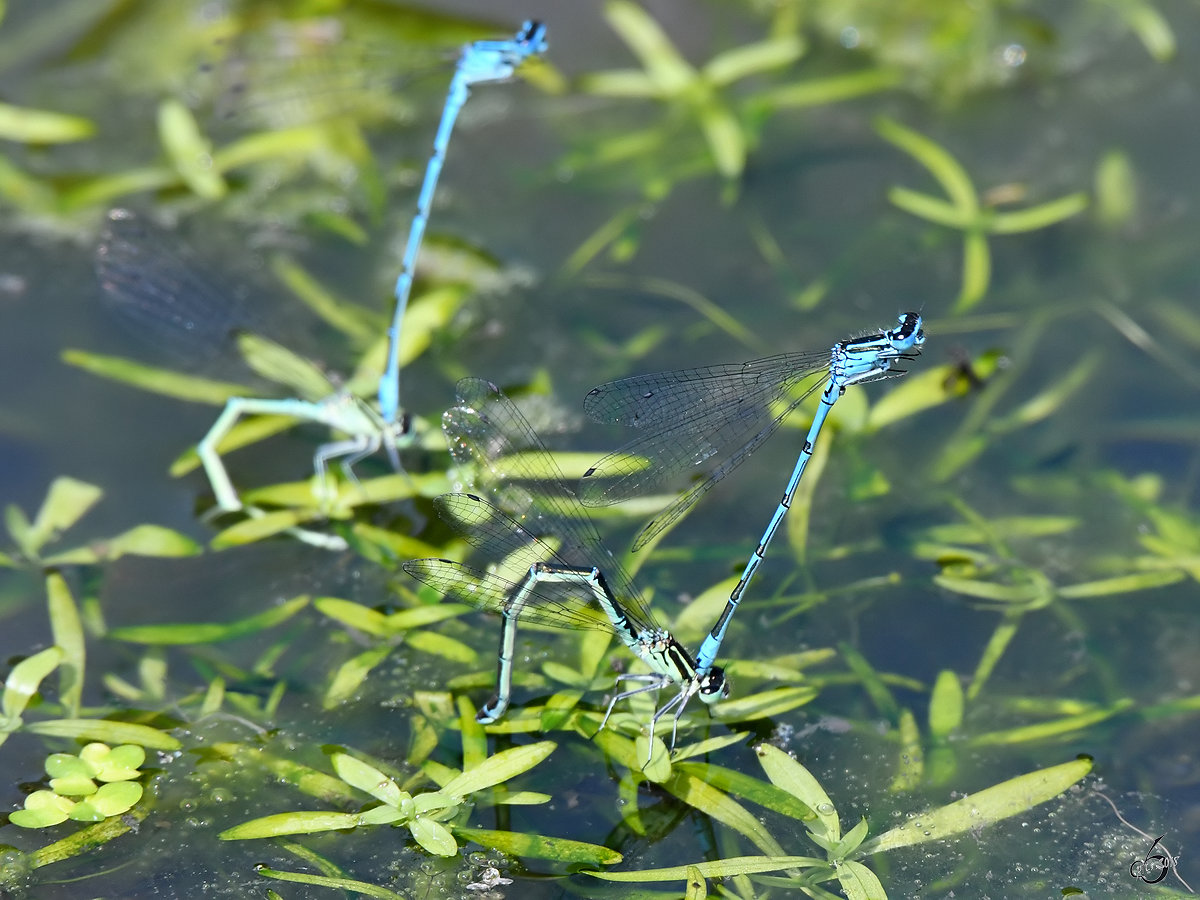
[406,310,923,758]
[83,13,926,757]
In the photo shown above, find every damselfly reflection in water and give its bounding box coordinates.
[403,379,728,764]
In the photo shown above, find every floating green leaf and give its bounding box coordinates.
[108,595,309,644]
[2,645,64,727]
[254,867,407,899]
[756,744,840,842]
[441,741,556,797]
[409,816,457,856]
[860,756,1092,854]
[0,101,95,143]
[24,718,180,750]
[158,98,226,199]
[220,811,361,840]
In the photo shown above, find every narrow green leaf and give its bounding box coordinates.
[663,767,787,857]
[25,719,180,750]
[696,102,746,179]
[490,791,550,806]
[271,254,377,345]
[989,192,1088,234]
[929,670,964,739]
[712,685,818,721]
[760,68,901,108]
[995,351,1101,429]
[255,867,406,899]
[158,98,225,199]
[0,101,94,143]
[932,575,1049,604]
[677,762,815,821]
[358,805,406,825]
[331,753,404,807]
[324,646,392,708]
[1094,150,1137,227]
[45,525,202,565]
[1057,569,1184,598]
[967,614,1020,700]
[30,477,102,551]
[838,643,898,721]
[837,859,887,900]
[61,348,247,404]
[969,700,1133,746]
[457,827,622,865]
[866,366,953,431]
[108,596,309,644]
[221,811,361,840]
[861,756,1093,855]
[756,744,840,842]
[211,125,330,173]
[876,116,977,213]
[685,864,707,900]
[46,573,84,717]
[3,645,63,721]
[441,741,556,797]
[1121,0,1176,60]
[315,598,387,635]
[409,816,457,856]
[235,333,332,402]
[889,709,922,792]
[585,856,823,881]
[171,416,296,476]
[605,0,695,93]
[922,516,1080,544]
[209,742,358,804]
[956,229,991,313]
[837,818,871,859]
[886,187,970,228]
[703,36,803,86]
[670,731,750,762]
[405,630,477,664]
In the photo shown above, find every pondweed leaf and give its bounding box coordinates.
[860,756,1093,854]
[0,101,95,143]
[254,866,406,900]
[108,596,310,644]
[756,744,840,841]
[440,741,556,797]
[2,646,64,726]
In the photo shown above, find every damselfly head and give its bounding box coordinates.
[698,666,729,704]
[892,311,925,351]
[516,21,549,56]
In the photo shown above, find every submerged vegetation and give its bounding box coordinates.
[1,0,1199,896]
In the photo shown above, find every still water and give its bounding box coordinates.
[1,0,1199,896]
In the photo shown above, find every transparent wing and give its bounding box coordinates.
[96,209,250,366]
[440,377,658,632]
[579,352,831,511]
[403,557,613,632]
